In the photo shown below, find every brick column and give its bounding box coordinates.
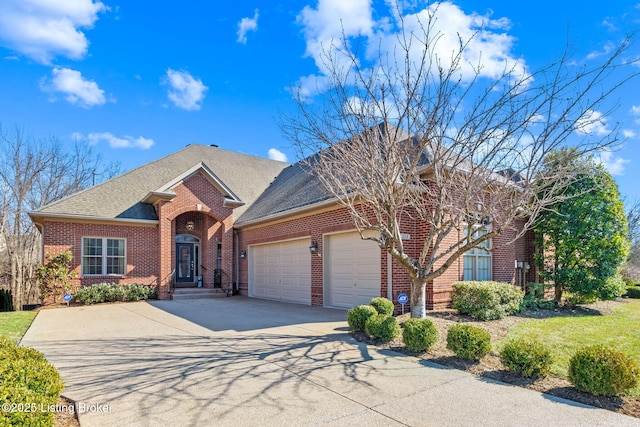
[311,232,323,306]
[157,201,174,300]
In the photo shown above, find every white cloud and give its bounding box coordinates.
[164,69,208,111]
[0,0,107,64]
[574,109,610,136]
[631,105,640,125]
[586,42,615,60]
[296,1,527,91]
[298,0,374,74]
[598,150,630,176]
[42,67,106,108]
[268,148,288,162]
[237,9,259,44]
[623,129,636,139]
[75,132,154,149]
[601,18,618,31]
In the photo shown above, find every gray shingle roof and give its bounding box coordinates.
[32,144,289,221]
[32,125,451,226]
[236,124,429,225]
[235,161,333,225]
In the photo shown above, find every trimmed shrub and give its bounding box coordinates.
[565,292,598,305]
[500,338,553,378]
[103,284,126,302]
[126,284,156,301]
[598,275,627,301]
[0,289,13,311]
[452,281,524,320]
[568,345,639,396]
[625,286,640,299]
[347,305,378,332]
[0,337,65,427]
[520,283,555,311]
[364,314,401,343]
[75,283,156,305]
[402,318,438,352]
[446,324,491,360]
[370,297,395,316]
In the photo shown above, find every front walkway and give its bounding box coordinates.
[20,298,640,426]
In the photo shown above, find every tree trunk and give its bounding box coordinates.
[555,284,563,304]
[410,277,427,318]
[10,254,23,311]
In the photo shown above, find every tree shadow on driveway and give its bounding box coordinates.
[23,299,407,426]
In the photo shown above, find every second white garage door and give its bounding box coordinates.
[325,231,381,308]
[249,238,311,305]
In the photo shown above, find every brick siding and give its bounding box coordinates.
[40,171,535,310]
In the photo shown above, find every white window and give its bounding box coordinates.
[82,237,126,276]
[463,227,492,281]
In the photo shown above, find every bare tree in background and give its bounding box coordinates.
[0,126,120,310]
[623,199,640,282]
[281,9,639,317]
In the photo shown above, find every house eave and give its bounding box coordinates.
[157,162,244,205]
[28,211,159,227]
[234,198,338,229]
[223,199,245,208]
[142,191,176,204]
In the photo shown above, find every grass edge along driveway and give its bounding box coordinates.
[0,310,37,343]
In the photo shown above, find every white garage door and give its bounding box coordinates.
[249,238,311,305]
[325,231,381,308]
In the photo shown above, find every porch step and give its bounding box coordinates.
[171,288,229,300]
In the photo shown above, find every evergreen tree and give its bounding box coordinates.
[535,153,629,303]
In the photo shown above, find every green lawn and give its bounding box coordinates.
[0,311,37,344]
[503,299,640,396]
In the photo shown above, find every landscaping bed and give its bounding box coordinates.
[352,299,640,418]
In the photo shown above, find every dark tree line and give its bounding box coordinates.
[0,126,120,310]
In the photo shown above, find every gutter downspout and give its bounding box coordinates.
[234,229,239,294]
[387,253,393,301]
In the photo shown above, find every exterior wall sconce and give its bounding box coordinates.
[240,250,246,259]
[309,241,318,254]
[186,221,195,231]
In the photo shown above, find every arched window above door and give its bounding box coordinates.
[175,234,200,243]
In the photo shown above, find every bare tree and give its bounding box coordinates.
[281,10,639,317]
[623,199,640,282]
[0,126,120,310]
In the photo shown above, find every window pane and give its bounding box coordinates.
[107,257,125,275]
[477,247,490,256]
[83,238,102,256]
[477,256,491,281]
[463,255,474,281]
[107,239,124,256]
[83,256,102,275]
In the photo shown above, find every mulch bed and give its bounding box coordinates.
[53,396,79,427]
[352,299,640,419]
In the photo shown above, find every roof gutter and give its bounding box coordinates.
[234,198,339,229]
[28,211,159,226]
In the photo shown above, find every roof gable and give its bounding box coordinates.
[142,162,244,207]
[30,145,288,222]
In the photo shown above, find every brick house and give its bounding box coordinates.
[29,142,535,310]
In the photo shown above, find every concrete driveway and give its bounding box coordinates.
[21,298,639,427]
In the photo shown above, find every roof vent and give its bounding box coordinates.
[210,144,218,148]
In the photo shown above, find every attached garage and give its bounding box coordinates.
[249,238,312,305]
[324,231,382,308]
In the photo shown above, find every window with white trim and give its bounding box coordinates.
[82,237,126,275]
[463,227,492,281]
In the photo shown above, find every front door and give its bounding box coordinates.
[176,243,194,283]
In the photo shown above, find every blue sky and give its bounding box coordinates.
[1,1,639,199]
